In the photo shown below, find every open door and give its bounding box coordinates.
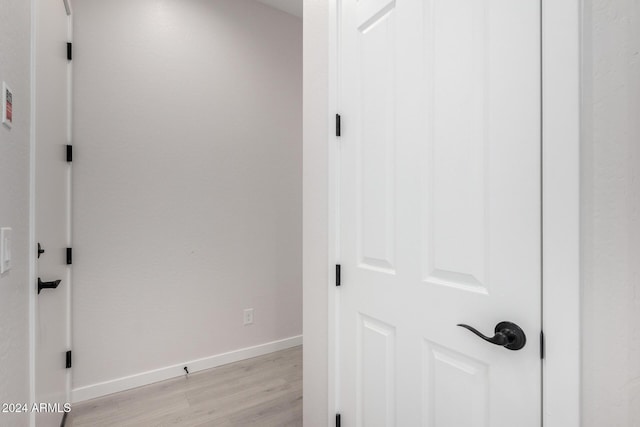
[337,0,542,425]
[34,0,71,425]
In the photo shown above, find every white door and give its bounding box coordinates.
[35,0,71,424]
[338,0,541,425]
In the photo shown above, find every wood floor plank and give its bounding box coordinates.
[67,346,302,427]
[225,384,303,427]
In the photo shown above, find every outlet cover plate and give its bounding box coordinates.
[243,308,254,325]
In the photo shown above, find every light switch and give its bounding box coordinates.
[1,227,12,274]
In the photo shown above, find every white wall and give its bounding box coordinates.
[303,0,329,425]
[71,0,302,399]
[0,0,32,426]
[581,0,640,425]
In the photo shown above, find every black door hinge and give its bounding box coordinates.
[67,42,72,61]
[540,331,545,360]
[66,248,72,265]
[66,350,72,369]
[336,264,341,287]
[336,413,341,427]
[336,114,341,137]
[66,145,73,162]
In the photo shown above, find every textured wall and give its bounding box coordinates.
[302,0,329,425]
[72,0,302,394]
[0,0,32,426]
[581,0,640,425]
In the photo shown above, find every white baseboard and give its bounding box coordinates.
[71,335,302,403]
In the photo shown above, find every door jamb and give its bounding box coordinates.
[326,1,582,426]
[65,0,74,407]
[540,1,581,425]
[327,0,339,423]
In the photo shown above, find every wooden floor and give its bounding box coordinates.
[67,346,302,427]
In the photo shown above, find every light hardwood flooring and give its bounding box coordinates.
[67,346,302,427]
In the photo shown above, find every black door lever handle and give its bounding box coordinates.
[457,321,527,351]
[38,278,61,294]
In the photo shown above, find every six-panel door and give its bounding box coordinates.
[338,0,542,425]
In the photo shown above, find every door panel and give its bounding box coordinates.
[359,314,396,427]
[425,342,488,427]
[35,0,70,425]
[339,0,541,425]
[426,0,488,293]
[357,0,396,273]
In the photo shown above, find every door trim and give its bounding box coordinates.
[28,2,37,426]
[540,1,581,425]
[326,1,581,426]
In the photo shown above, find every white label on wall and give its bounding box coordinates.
[2,82,13,128]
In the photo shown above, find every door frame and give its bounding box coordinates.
[326,1,581,426]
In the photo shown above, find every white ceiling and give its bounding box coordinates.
[254,0,302,18]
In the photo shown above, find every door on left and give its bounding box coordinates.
[34,0,71,425]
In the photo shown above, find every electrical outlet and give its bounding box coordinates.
[243,308,254,325]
